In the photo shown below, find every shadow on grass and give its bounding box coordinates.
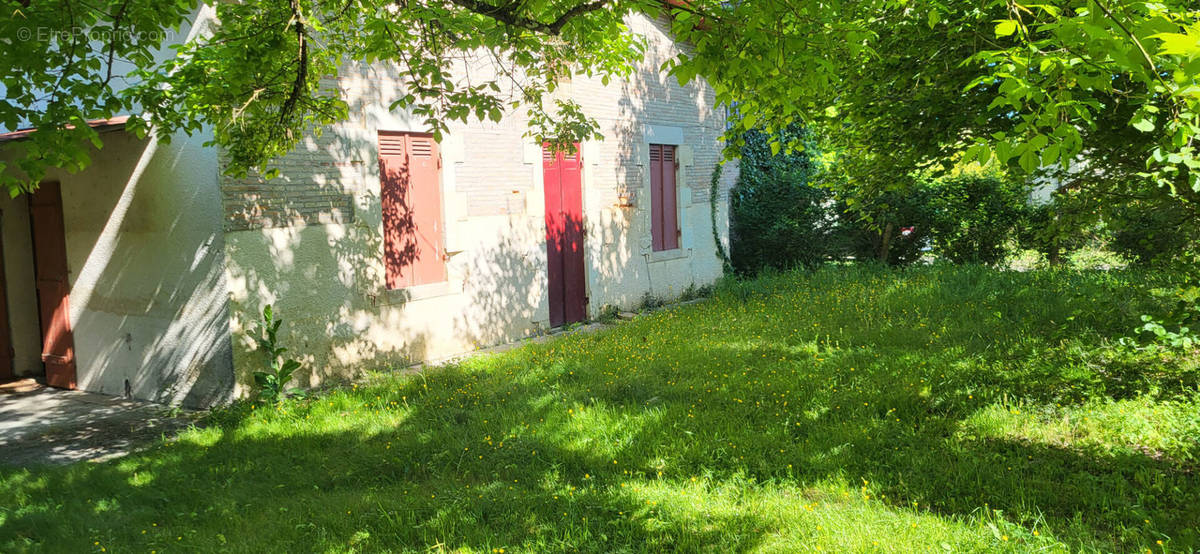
[2,266,1198,551]
[0,364,777,552]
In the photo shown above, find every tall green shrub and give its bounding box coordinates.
[831,173,1029,267]
[833,185,934,266]
[729,125,836,274]
[926,174,1028,266]
[1015,202,1083,266]
[1109,199,1200,268]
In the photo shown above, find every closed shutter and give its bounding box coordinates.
[649,144,679,251]
[379,131,447,290]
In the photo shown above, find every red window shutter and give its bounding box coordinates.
[649,145,663,251]
[379,131,447,289]
[378,134,406,157]
[661,145,679,250]
[649,144,679,251]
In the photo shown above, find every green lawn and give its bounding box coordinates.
[3,264,1199,552]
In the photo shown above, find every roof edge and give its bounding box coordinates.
[0,115,132,144]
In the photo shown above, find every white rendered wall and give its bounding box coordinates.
[1,128,234,406]
[219,14,738,392]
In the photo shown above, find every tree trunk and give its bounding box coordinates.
[1047,239,1063,266]
[878,222,895,264]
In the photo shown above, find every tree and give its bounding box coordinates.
[832,180,935,266]
[2,0,1198,208]
[667,0,1200,221]
[1,0,644,191]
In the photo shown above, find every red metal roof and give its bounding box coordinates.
[0,115,131,143]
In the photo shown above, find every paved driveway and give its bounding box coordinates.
[0,380,196,466]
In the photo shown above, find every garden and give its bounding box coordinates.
[4,1,1200,551]
[3,264,1198,552]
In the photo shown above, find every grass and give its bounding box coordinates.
[3,263,1200,553]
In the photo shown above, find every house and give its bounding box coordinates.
[0,11,737,407]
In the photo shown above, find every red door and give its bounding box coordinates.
[379,132,447,290]
[650,144,679,251]
[543,143,586,327]
[29,182,76,389]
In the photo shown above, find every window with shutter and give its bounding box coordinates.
[649,143,679,251]
[378,131,447,290]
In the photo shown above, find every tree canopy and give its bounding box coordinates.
[669,1,1199,199]
[2,0,1198,202]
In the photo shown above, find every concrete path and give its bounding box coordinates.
[0,379,197,466]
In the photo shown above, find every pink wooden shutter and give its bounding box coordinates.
[660,145,679,250]
[649,145,664,251]
[379,132,447,289]
[649,144,679,251]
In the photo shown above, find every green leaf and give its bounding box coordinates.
[1153,32,1200,59]
[1131,115,1156,133]
[742,113,757,129]
[1041,143,1061,166]
[1019,149,1038,172]
[995,20,1018,38]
